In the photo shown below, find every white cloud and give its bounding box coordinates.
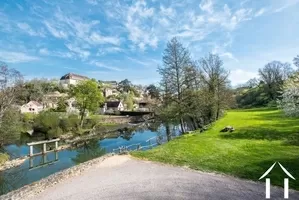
[89,32,120,46]
[199,0,213,14]
[44,21,68,39]
[254,8,266,17]
[220,52,239,62]
[0,51,39,63]
[229,69,258,86]
[97,47,123,56]
[17,22,45,37]
[89,60,122,71]
[16,4,24,11]
[86,0,98,5]
[274,0,299,13]
[39,48,50,55]
[65,44,90,59]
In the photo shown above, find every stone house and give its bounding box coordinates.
[60,73,89,89]
[20,101,43,114]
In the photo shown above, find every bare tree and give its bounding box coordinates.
[0,62,23,146]
[0,63,23,120]
[199,54,230,121]
[258,61,293,100]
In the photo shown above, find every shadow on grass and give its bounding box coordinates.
[220,127,299,146]
[232,107,277,112]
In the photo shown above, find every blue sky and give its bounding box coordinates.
[0,0,298,85]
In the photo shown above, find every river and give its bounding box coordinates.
[0,123,179,196]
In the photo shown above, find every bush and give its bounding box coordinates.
[47,127,63,139]
[0,108,23,146]
[59,114,80,132]
[0,153,9,165]
[33,112,61,138]
[83,118,98,129]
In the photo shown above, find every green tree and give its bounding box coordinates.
[125,92,134,110]
[0,108,22,146]
[199,53,230,121]
[118,79,132,93]
[146,84,160,99]
[258,61,293,101]
[158,37,192,133]
[70,80,104,127]
[55,98,67,112]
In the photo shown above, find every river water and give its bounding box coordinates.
[0,123,179,196]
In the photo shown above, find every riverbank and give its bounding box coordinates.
[0,154,114,200]
[0,120,143,172]
[0,156,28,172]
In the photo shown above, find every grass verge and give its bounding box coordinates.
[132,108,299,190]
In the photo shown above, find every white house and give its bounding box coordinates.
[20,101,43,114]
[60,73,89,89]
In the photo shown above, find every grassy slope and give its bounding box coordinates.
[132,108,299,190]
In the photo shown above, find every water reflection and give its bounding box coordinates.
[72,139,105,164]
[0,123,181,196]
[29,152,59,170]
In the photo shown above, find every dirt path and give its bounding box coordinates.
[22,155,299,200]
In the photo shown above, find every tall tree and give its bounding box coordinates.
[294,55,299,68]
[258,61,293,100]
[146,84,160,99]
[0,63,23,146]
[158,37,191,133]
[118,79,132,93]
[70,80,104,127]
[0,63,23,120]
[199,54,230,121]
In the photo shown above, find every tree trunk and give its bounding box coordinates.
[165,123,171,141]
[80,108,86,128]
[180,118,185,133]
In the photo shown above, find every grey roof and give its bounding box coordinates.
[60,73,89,80]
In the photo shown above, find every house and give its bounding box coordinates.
[43,91,68,109]
[99,80,118,88]
[101,101,124,114]
[136,100,150,111]
[60,73,89,88]
[20,101,43,114]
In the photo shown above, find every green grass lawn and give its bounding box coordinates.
[132,108,299,190]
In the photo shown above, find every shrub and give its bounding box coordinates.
[47,127,63,139]
[33,112,61,138]
[83,118,98,129]
[0,153,9,165]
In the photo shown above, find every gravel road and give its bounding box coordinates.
[27,155,299,200]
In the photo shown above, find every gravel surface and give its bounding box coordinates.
[12,155,299,200]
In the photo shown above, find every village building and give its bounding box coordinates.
[20,101,44,114]
[43,91,68,109]
[100,101,124,114]
[60,73,89,89]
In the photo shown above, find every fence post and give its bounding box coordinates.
[55,141,58,150]
[43,143,47,154]
[29,145,33,156]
